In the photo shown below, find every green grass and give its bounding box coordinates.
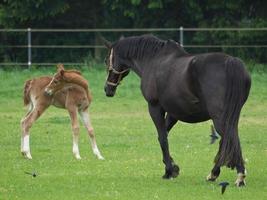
[0,66,267,200]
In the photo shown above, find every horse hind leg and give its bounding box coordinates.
[68,106,82,160]
[21,102,33,153]
[20,102,47,159]
[235,150,246,186]
[79,109,104,160]
[207,119,246,186]
[206,119,223,182]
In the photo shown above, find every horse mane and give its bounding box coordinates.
[62,71,92,102]
[113,35,166,60]
[66,69,81,75]
[63,71,88,89]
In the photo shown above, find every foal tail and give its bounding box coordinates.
[215,57,251,169]
[23,79,32,106]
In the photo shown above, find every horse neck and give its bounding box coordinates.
[129,48,189,77]
[130,59,143,77]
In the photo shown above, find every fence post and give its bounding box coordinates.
[27,28,31,67]
[179,26,184,47]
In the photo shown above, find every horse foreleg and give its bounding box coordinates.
[79,110,104,160]
[148,103,179,179]
[68,107,81,160]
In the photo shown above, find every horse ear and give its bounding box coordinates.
[60,69,64,77]
[57,63,65,72]
[100,37,112,49]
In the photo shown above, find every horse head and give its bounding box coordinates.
[44,64,67,96]
[103,38,130,97]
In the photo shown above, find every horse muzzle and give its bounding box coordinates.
[44,88,53,96]
[104,84,116,97]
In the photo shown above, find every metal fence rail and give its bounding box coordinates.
[0,27,266,66]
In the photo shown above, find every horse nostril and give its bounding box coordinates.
[44,88,52,96]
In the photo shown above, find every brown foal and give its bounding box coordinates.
[21,64,104,160]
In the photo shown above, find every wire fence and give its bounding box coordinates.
[0,27,267,67]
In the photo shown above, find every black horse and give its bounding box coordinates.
[103,35,251,186]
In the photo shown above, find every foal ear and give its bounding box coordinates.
[57,63,65,72]
[59,69,64,77]
[100,37,112,49]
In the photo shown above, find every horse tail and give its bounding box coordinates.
[215,57,251,169]
[23,79,32,106]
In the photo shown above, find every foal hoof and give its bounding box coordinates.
[162,164,179,179]
[97,155,105,160]
[21,151,32,160]
[74,155,82,160]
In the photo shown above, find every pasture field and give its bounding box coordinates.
[0,66,266,200]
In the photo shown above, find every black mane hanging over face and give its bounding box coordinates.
[112,35,169,60]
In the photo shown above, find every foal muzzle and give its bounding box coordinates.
[44,88,53,96]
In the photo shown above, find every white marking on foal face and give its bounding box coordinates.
[45,77,62,96]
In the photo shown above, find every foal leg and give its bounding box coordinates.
[20,103,34,153]
[20,103,47,159]
[67,106,81,160]
[79,109,104,160]
[148,103,179,179]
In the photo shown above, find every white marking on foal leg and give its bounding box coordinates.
[80,111,104,160]
[72,126,81,160]
[22,135,32,159]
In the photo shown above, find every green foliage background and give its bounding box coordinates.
[0,0,267,64]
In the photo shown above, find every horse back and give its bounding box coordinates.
[151,55,209,120]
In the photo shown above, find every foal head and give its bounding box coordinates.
[44,64,68,96]
[103,39,130,97]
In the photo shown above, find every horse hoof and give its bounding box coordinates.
[162,164,179,179]
[75,156,82,160]
[21,151,32,159]
[97,155,105,160]
[206,173,217,182]
[235,173,246,187]
[235,180,246,187]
